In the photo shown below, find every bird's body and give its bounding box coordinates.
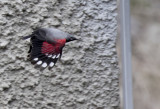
[23,28,77,69]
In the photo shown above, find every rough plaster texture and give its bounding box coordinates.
[0,0,119,109]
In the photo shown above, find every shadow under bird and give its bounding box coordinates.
[23,28,78,69]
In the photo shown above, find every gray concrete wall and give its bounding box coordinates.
[0,0,119,109]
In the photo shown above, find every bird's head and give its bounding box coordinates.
[66,35,78,42]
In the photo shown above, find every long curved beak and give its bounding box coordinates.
[77,38,82,41]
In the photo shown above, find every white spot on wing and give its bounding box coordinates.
[37,61,42,65]
[48,55,52,58]
[42,63,47,68]
[33,58,38,61]
[49,62,54,67]
[52,55,56,59]
[56,54,60,58]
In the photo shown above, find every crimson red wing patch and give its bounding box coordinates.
[29,37,66,69]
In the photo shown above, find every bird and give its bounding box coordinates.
[23,28,78,69]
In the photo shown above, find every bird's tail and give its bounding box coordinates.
[22,35,33,40]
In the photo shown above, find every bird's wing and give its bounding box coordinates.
[29,33,66,69]
[22,28,46,40]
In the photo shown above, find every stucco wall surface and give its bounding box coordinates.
[0,0,119,109]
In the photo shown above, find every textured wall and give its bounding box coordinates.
[0,0,119,109]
